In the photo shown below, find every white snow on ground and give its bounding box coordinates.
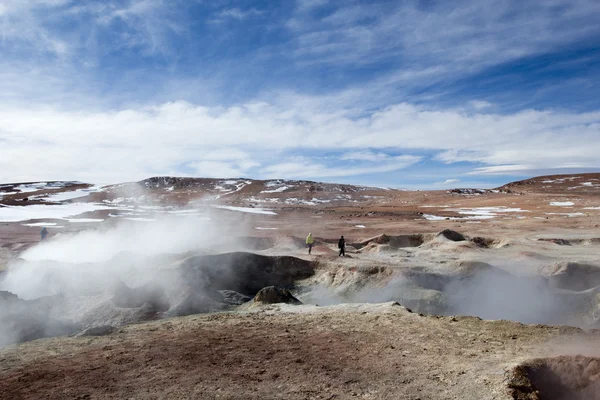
[264,180,284,187]
[21,222,59,227]
[544,213,585,217]
[37,190,89,202]
[247,197,280,204]
[422,214,447,221]
[103,197,128,204]
[137,205,164,211]
[284,198,332,206]
[422,207,530,221]
[255,227,278,230]
[419,205,452,208]
[167,209,202,214]
[448,207,529,218]
[261,186,291,193]
[14,183,48,193]
[550,201,575,206]
[582,182,594,186]
[584,207,600,210]
[108,212,138,217]
[213,205,277,215]
[213,180,252,198]
[422,214,495,221]
[460,206,528,213]
[0,203,112,222]
[66,218,104,223]
[123,217,157,222]
[0,192,18,198]
[355,225,366,228]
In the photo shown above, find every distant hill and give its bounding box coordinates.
[499,173,600,194]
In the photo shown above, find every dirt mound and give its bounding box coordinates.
[252,286,302,305]
[343,231,501,252]
[540,262,600,291]
[508,355,600,399]
[178,252,314,296]
[353,234,425,250]
[436,229,466,242]
[470,236,509,248]
[450,260,510,278]
[539,238,600,246]
[0,292,80,346]
[111,281,170,311]
[399,270,450,292]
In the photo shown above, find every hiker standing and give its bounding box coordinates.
[338,235,345,257]
[306,233,315,255]
[40,227,48,241]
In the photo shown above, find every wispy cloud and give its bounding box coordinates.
[0,0,184,57]
[436,179,460,186]
[287,0,600,92]
[214,7,263,21]
[261,155,422,180]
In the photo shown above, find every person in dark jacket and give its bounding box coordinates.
[338,235,345,257]
[40,227,48,241]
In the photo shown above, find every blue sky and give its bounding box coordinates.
[0,0,599,188]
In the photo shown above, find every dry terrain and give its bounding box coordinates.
[1,173,600,399]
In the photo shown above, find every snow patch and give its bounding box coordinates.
[21,222,59,227]
[213,205,277,215]
[544,212,585,217]
[0,203,111,222]
[550,201,575,206]
[261,186,291,193]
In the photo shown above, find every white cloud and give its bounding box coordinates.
[287,0,600,86]
[214,7,263,21]
[339,150,397,162]
[1,99,600,183]
[469,100,493,110]
[438,179,460,185]
[260,155,421,179]
[0,0,180,57]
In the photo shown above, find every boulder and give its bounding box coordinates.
[541,262,600,291]
[252,286,302,305]
[219,290,252,305]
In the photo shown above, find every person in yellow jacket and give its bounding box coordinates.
[306,233,315,255]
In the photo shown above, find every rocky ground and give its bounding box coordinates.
[1,303,599,399]
[2,173,600,399]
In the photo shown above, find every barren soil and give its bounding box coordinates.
[2,174,600,399]
[1,303,598,400]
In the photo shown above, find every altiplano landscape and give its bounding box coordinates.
[2,174,600,399]
[3,0,600,398]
